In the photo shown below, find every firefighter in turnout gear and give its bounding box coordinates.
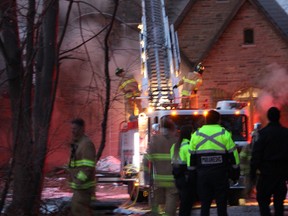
[147,117,179,216]
[173,62,204,108]
[239,123,261,198]
[69,118,96,216]
[170,125,197,216]
[189,110,240,216]
[116,67,143,120]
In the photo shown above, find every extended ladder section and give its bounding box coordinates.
[140,0,181,109]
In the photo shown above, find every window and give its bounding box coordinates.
[244,29,254,44]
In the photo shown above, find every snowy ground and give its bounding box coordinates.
[1,156,288,215]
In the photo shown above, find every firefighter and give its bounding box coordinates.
[239,122,261,198]
[250,107,288,216]
[68,118,96,216]
[170,125,197,216]
[147,117,179,216]
[115,67,143,120]
[189,110,240,216]
[173,62,204,108]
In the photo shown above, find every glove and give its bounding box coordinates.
[229,166,240,183]
[173,85,178,89]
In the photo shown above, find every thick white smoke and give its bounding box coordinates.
[256,63,288,123]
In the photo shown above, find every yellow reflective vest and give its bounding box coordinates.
[69,135,96,190]
[189,124,239,170]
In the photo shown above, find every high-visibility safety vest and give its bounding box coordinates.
[147,133,178,187]
[119,74,141,99]
[189,124,239,170]
[170,138,190,166]
[69,135,96,190]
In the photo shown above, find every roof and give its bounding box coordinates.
[254,0,288,41]
[173,0,288,63]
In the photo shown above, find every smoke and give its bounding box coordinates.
[256,63,288,115]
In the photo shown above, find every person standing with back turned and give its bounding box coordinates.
[250,107,288,216]
[147,117,179,216]
[170,125,197,216]
[68,118,96,216]
[189,110,240,216]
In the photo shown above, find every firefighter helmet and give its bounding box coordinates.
[195,62,205,74]
[115,67,124,76]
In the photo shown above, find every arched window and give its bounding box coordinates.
[244,29,254,44]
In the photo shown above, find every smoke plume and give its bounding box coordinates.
[256,63,288,117]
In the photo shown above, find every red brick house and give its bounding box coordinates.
[173,0,288,128]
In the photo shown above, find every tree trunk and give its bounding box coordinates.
[0,0,59,214]
[96,0,119,161]
[0,1,35,215]
[31,0,59,214]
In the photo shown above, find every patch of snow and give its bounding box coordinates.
[40,197,71,214]
[113,207,150,215]
[41,187,72,199]
[96,156,121,173]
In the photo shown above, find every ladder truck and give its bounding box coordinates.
[119,0,249,205]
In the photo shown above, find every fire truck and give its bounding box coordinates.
[119,101,249,204]
[119,0,250,205]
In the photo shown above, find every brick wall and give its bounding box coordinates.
[177,0,288,127]
[177,0,241,63]
[199,1,288,107]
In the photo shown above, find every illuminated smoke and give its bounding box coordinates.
[256,63,288,116]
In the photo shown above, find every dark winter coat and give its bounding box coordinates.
[250,122,288,178]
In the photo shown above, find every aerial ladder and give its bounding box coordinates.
[140,0,181,109]
[119,0,182,203]
[120,0,250,205]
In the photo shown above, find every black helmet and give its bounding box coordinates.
[195,62,205,74]
[115,67,124,76]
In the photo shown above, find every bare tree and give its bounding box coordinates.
[0,0,60,214]
[96,0,119,161]
[0,0,121,214]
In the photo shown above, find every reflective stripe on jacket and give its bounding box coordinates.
[119,78,137,90]
[147,133,178,187]
[124,91,141,99]
[181,72,203,96]
[148,152,174,187]
[189,124,239,169]
[182,90,191,97]
[182,76,198,85]
[118,74,140,99]
[69,135,96,190]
